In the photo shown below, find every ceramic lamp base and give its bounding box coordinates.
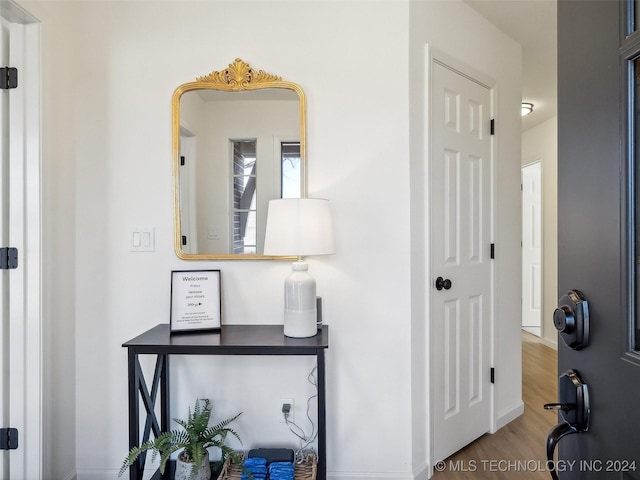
[284,261,318,338]
[284,309,317,338]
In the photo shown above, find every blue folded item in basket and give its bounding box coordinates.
[270,467,294,474]
[244,457,268,467]
[269,474,293,480]
[241,457,269,480]
[270,462,294,469]
[269,461,295,480]
[244,467,267,473]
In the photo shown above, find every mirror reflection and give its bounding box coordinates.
[173,59,306,259]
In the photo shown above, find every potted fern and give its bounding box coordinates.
[119,398,243,480]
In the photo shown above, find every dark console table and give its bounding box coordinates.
[123,324,329,480]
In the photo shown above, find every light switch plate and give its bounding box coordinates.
[130,227,154,252]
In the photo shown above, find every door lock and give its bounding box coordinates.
[554,290,589,350]
[544,369,590,480]
[435,276,452,291]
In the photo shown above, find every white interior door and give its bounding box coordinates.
[430,59,494,464]
[521,162,542,336]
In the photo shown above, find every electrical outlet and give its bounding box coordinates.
[280,397,294,424]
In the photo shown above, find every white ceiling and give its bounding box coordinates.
[464,0,557,131]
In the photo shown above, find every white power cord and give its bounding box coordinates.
[282,365,319,462]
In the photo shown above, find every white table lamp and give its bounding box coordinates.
[264,198,335,337]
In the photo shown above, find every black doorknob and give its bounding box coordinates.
[435,276,452,291]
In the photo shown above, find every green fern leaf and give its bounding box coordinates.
[118,398,242,478]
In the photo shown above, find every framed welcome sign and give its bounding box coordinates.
[170,270,221,333]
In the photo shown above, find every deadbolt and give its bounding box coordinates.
[554,290,589,350]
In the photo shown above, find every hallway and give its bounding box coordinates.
[431,333,557,479]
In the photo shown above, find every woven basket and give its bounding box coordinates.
[217,451,317,480]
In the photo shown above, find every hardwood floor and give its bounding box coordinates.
[431,332,558,479]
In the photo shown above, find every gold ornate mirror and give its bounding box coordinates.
[173,59,306,259]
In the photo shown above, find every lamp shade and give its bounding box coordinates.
[263,198,335,257]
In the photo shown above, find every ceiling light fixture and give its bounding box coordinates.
[522,102,534,116]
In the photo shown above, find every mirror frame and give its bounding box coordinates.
[172,58,306,260]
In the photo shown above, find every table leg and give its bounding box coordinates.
[128,352,169,480]
[317,349,326,480]
[127,348,141,480]
[161,355,170,433]
[160,355,170,480]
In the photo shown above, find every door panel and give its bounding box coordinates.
[431,61,493,463]
[522,162,542,334]
[557,1,640,478]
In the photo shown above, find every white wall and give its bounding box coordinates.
[522,116,558,349]
[22,0,523,479]
[36,2,79,475]
[27,1,412,478]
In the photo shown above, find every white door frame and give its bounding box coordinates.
[2,2,42,478]
[426,45,497,473]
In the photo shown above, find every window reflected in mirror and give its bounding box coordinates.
[281,141,301,199]
[232,140,257,254]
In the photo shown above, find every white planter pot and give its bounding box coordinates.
[175,450,211,480]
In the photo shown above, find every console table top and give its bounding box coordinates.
[123,324,328,354]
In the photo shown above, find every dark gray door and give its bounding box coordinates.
[557,1,640,478]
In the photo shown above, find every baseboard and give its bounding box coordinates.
[412,461,430,480]
[327,471,416,480]
[522,326,541,337]
[494,400,525,431]
[540,336,558,350]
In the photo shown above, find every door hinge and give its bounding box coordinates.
[0,428,18,450]
[490,119,495,135]
[0,67,18,89]
[180,155,185,166]
[0,247,18,269]
[182,235,187,246]
[490,367,495,384]
[490,243,495,259]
